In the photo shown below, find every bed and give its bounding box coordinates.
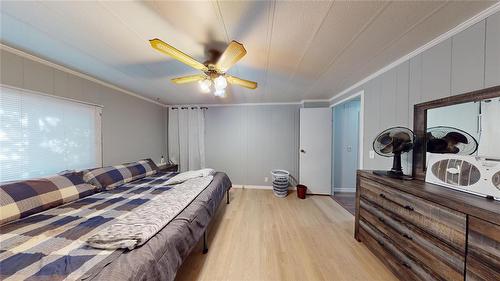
[0,168,231,281]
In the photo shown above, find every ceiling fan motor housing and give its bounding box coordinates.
[204,49,222,66]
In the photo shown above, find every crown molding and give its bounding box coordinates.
[301,99,330,104]
[328,2,500,103]
[169,99,333,108]
[0,43,167,107]
[168,101,302,107]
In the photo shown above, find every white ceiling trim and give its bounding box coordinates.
[328,2,500,103]
[0,43,167,107]
[168,99,333,108]
[169,101,301,107]
[301,99,330,103]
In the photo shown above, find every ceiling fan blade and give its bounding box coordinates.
[226,76,257,89]
[171,74,206,84]
[149,38,208,71]
[215,41,247,73]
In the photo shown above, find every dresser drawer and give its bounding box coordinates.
[359,219,436,281]
[358,222,420,281]
[466,217,500,281]
[359,177,466,252]
[360,198,464,281]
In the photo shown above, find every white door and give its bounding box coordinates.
[299,108,332,194]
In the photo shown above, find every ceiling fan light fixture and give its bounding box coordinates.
[214,76,227,91]
[214,89,226,98]
[198,79,211,93]
[149,38,257,92]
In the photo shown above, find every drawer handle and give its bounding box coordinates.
[404,205,414,211]
[401,262,412,269]
[402,233,413,240]
[392,217,402,223]
[379,193,414,212]
[378,217,385,223]
[377,240,384,246]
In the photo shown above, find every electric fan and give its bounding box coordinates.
[426,126,478,155]
[373,127,415,180]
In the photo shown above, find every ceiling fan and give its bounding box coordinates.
[149,38,257,97]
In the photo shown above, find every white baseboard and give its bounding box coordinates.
[232,184,296,190]
[333,188,356,193]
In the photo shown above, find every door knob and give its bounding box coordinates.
[300,149,306,153]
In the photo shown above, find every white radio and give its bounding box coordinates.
[426,153,500,200]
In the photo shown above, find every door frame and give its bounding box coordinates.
[330,90,364,170]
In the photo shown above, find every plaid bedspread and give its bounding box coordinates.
[0,172,178,281]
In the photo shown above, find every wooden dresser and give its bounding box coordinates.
[355,170,500,281]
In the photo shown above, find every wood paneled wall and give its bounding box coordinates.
[330,11,500,173]
[204,104,300,186]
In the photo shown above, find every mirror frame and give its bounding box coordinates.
[412,85,500,180]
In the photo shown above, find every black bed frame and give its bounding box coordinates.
[202,188,230,254]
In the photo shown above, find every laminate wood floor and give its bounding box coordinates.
[331,192,356,215]
[175,188,397,281]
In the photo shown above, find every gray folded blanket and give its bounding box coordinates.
[87,174,214,250]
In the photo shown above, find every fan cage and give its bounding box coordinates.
[372,126,415,157]
[426,126,478,155]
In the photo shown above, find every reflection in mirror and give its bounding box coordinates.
[427,97,500,159]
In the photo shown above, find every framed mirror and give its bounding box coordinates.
[412,85,500,180]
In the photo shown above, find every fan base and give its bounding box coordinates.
[373,170,413,181]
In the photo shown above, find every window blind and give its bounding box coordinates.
[0,85,102,182]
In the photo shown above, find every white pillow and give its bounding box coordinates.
[200,168,216,177]
[165,168,216,185]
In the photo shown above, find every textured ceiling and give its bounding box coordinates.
[0,1,496,105]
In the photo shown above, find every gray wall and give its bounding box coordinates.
[330,11,500,173]
[0,48,167,166]
[204,105,300,186]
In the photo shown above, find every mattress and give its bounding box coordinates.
[0,171,231,281]
[88,172,231,281]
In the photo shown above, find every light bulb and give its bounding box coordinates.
[214,76,227,90]
[214,89,226,98]
[198,79,211,93]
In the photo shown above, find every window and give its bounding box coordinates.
[0,85,102,182]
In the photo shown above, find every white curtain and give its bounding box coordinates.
[168,107,205,172]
